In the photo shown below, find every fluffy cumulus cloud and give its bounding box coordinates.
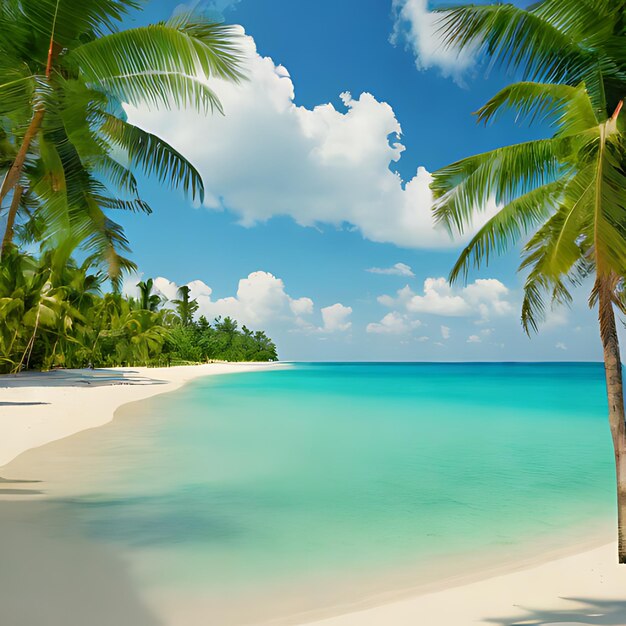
[366,311,422,334]
[440,325,450,340]
[126,270,352,335]
[367,262,415,277]
[391,0,477,82]
[378,277,512,321]
[125,30,495,249]
[321,303,353,333]
[149,271,310,329]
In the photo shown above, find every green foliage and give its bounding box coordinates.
[172,285,199,327]
[0,250,278,373]
[432,0,626,332]
[164,316,278,364]
[435,0,626,116]
[434,80,626,332]
[0,0,244,276]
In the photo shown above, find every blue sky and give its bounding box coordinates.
[117,0,604,361]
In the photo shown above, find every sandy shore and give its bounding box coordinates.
[1,362,624,626]
[301,540,626,626]
[0,362,284,468]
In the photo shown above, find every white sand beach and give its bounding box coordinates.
[302,541,626,626]
[1,363,625,626]
[0,362,285,468]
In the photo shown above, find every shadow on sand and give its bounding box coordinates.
[0,499,164,626]
[0,368,168,389]
[0,401,50,406]
[485,596,626,625]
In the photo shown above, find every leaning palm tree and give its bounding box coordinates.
[0,0,243,274]
[431,79,626,560]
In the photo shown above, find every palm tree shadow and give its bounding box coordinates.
[0,401,50,406]
[484,597,626,625]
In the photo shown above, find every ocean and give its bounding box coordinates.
[4,363,617,624]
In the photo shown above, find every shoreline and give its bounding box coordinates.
[299,538,626,626]
[0,362,286,469]
[0,362,624,625]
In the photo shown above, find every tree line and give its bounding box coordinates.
[0,249,277,373]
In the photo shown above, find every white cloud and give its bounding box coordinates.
[367,262,415,277]
[151,271,317,330]
[152,272,352,336]
[321,303,352,333]
[417,336,429,342]
[125,30,496,250]
[391,0,477,82]
[290,297,314,316]
[153,276,181,302]
[467,335,481,343]
[379,277,512,321]
[366,311,422,334]
[440,325,450,340]
[556,342,567,351]
[121,272,143,300]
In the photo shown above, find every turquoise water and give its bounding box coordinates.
[35,363,618,621]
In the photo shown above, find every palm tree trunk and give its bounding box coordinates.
[1,8,58,250]
[598,277,626,562]
[0,109,44,203]
[0,109,45,251]
[1,185,23,256]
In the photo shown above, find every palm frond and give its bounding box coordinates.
[101,114,204,202]
[432,136,568,233]
[69,22,244,112]
[475,81,598,135]
[435,4,596,83]
[449,179,565,283]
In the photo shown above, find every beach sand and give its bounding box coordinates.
[301,541,626,626]
[0,362,284,468]
[1,363,625,626]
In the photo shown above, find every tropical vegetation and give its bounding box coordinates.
[432,0,626,561]
[0,248,277,373]
[0,2,280,369]
[0,0,243,275]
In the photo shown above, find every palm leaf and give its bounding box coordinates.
[69,22,243,112]
[449,179,565,283]
[101,114,204,202]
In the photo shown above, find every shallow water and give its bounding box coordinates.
[2,363,618,624]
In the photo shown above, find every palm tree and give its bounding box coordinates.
[172,285,198,326]
[0,0,243,274]
[431,79,626,560]
[432,0,626,563]
[434,0,626,119]
[136,278,161,312]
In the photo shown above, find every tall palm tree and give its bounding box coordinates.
[0,0,244,273]
[431,79,626,560]
[432,0,626,563]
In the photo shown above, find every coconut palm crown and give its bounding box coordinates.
[0,0,244,276]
